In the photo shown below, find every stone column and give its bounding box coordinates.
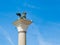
[13,19,32,45]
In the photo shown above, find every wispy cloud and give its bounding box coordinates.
[4,31,15,45]
[32,24,52,45]
[0,26,15,45]
[47,21,60,26]
[30,22,60,45]
[24,3,40,9]
[38,22,60,45]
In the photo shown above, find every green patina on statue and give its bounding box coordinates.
[16,12,26,20]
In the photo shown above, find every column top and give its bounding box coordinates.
[13,19,32,26]
[13,12,32,26]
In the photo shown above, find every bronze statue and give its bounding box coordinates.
[16,12,26,20]
[16,12,21,17]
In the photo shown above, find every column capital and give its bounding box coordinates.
[13,19,32,31]
[13,19,32,26]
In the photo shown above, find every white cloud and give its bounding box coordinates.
[0,27,15,45]
[47,21,60,26]
[37,33,53,45]
[31,23,60,45]
[24,3,40,9]
[7,36,15,45]
[3,31,15,45]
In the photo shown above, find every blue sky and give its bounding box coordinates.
[0,0,60,45]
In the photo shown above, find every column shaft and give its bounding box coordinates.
[18,32,26,45]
